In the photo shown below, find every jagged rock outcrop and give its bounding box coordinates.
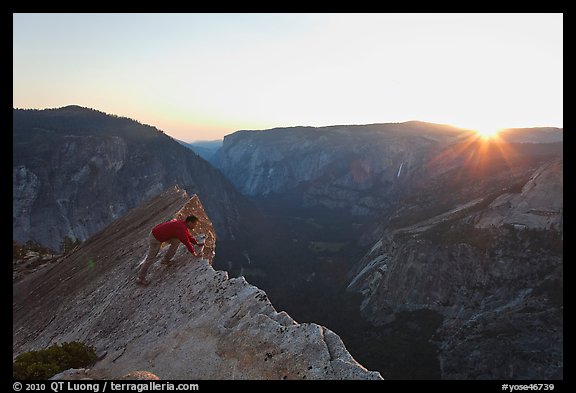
[13,106,256,250]
[13,186,382,380]
[347,157,563,379]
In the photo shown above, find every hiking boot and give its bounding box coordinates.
[136,277,150,286]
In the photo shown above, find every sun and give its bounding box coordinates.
[454,123,503,140]
[475,128,500,139]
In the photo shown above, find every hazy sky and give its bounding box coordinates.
[13,13,563,142]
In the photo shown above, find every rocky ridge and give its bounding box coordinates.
[13,186,382,380]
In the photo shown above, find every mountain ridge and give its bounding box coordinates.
[213,121,561,219]
[13,106,258,252]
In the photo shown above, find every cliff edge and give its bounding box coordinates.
[13,186,382,380]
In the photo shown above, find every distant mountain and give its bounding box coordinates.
[213,122,562,218]
[13,106,256,251]
[212,122,468,216]
[177,139,222,162]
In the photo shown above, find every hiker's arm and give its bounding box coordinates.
[188,232,200,245]
[179,232,198,256]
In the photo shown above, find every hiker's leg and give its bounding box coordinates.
[162,238,180,262]
[138,232,161,280]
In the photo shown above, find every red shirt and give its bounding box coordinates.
[151,219,199,256]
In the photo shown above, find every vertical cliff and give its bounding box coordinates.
[213,122,465,216]
[347,157,563,379]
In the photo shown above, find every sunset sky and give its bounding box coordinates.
[13,13,563,142]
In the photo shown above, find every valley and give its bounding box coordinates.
[216,198,443,379]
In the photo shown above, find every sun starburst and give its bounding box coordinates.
[475,128,500,139]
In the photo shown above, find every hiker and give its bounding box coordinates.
[136,215,204,285]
